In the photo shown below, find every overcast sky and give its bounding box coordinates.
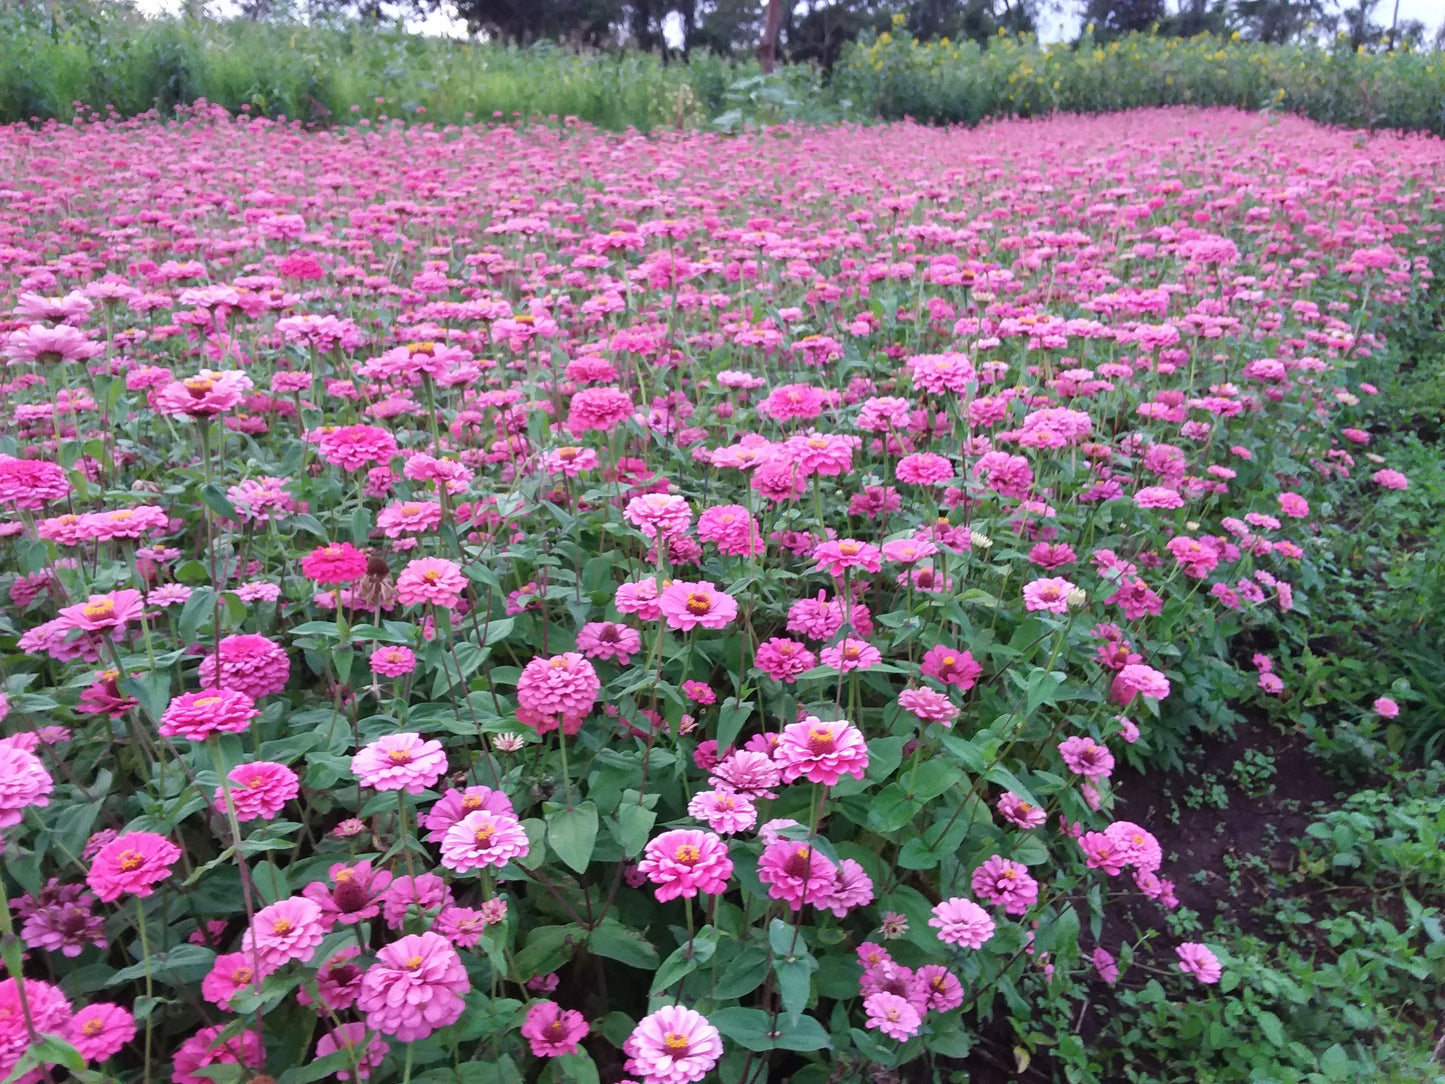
[139,0,1444,46]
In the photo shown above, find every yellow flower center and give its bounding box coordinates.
[663,1033,691,1055]
[685,592,713,616]
[83,599,116,619]
[117,850,144,872]
[673,844,700,864]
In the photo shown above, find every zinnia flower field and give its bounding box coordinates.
[0,104,1440,1083]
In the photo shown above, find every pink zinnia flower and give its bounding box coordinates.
[774,717,868,785]
[438,809,530,872]
[1110,663,1171,705]
[243,895,326,972]
[1373,468,1408,490]
[301,861,394,927]
[1373,696,1400,718]
[1105,820,1162,872]
[543,446,599,476]
[997,792,1046,829]
[1092,947,1119,983]
[819,637,881,672]
[154,369,252,417]
[970,855,1039,915]
[171,1025,263,1084]
[0,743,52,827]
[317,425,398,471]
[302,542,368,584]
[1078,831,1126,875]
[1175,942,1223,984]
[0,977,70,1079]
[919,645,981,690]
[637,829,733,901]
[615,577,663,620]
[56,588,146,633]
[753,637,817,683]
[66,1001,135,1062]
[575,621,642,665]
[351,732,447,793]
[395,556,467,609]
[315,1023,388,1082]
[696,504,763,556]
[566,386,634,434]
[687,790,757,835]
[1278,492,1309,518]
[624,493,693,540]
[357,932,469,1040]
[197,634,290,699]
[522,1001,589,1058]
[370,645,417,677]
[421,785,514,841]
[708,750,782,800]
[1134,485,1185,510]
[916,964,964,1011]
[623,1006,723,1084]
[898,687,959,726]
[215,760,299,821]
[820,858,875,917]
[757,839,837,910]
[1023,576,1076,614]
[657,580,738,631]
[1058,736,1115,779]
[895,452,954,486]
[812,538,883,577]
[516,653,601,720]
[864,991,922,1040]
[929,897,996,948]
[159,688,259,741]
[87,832,181,902]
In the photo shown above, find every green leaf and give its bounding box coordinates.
[901,760,962,801]
[547,801,599,874]
[512,925,583,981]
[178,586,218,645]
[1255,1009,1285,1048]
[614,802,657,859]
[109,943,215,987]
[199,482,239,521]
[650,927,718,994]
[587,920,659,970]
[710,1007,776,1051]
[1319,1043,1351,1080]
[772,1014,832,1052]
[716,697,754,754]
[544,1052,600,1084]
[711,944,770,998]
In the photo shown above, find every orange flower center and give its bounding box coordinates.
[81,1018,105,1037]
[271,919,292,935]
[401,503,422,516]
[474,823,496,846]
[83,599,116,619]
[673,844,701,865]
[405,955,424,970]
[117,850,144,872]
[193,696,221,708]
[387,750,414,764]
[462,795,482,812]
[233,966,253,983]
[663,1033,691,1055]
[839,542,859,556]
[807,727,836,754]
[684,592,713,616]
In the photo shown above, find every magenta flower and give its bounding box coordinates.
[916,964,964,1011]
[86,832,181,902]
[242,895,326,972]
[820,637,882,672]
[970,855,1039,915]
[624,492,693,539]
[357,932,470,1041]
[997,792,1047,829]
[1105,820,1163,872]
[56,588,146,633]
[159,688,259,741]
[215,760,299,821]
[657,580,738,631]
[774,716,869,785]
[895,452,954,485]
[420,785,515,841]
[1023,576,1077,614]
[898,687,959,726]
[929,897,996,949]
[516,653,601,721]
[521,1000,589,1058]
[1078,831,1126,875]
[0,742,52,827]
[757,839,837,911]
[395,556,467,609]
[623,1005,724,1084]
[1058,736,1115,779]
[171,1025,263,1084]
[636,829,733,901]
[919,645,981,690]
[1110,663,1171,704]
[66,1002,136,1062]
[1373,696,1400,718]
[753,637,817,683]
[812,538,883,577]
[351,732,447,793]
[370,645,417,677]
[153,369,253,417]
[575,621,643,664]
[301,542,368,584]
[1092,947,1119,983]
[301,861,394,927]
[864,991,922,1040]
[197,633,290,699]
[438,809,530,872]
[315,1023,388,1082]
[1175,942,1223,984]
[1373,468,1408,490]
[686,789,757,835]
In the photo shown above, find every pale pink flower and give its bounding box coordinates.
[623,1006,723,1084]
[774,717,869,785]
[657,580,737,631]
[351,733,447,793]
[687,790,757,835]
[636,829,733,901]
[438,809,530,872]
[395,557,467,609]
[864,991,922,1040]
[929,897,995,948]
[357,932,469,1040]
[970,855,1039,915]
[1176,942,1223,984]
[242,896,326,972]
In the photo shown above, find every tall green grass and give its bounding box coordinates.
[1,7,1443,135]
[833,25,1445,135]
[0,10,757,128]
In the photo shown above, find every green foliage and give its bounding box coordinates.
[834,25,1445,134]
